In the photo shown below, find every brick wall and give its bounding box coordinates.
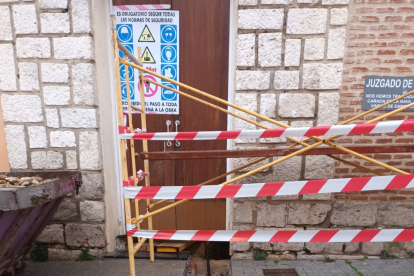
[0,0,106,259]
[231,0,414,260]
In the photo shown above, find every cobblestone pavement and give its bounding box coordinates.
[231,258,414,276]
[22,259,187,276]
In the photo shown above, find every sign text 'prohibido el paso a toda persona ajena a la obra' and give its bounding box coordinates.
[362,76,414,111]
[114,8,180,114]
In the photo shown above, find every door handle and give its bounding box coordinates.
[175,120,180,147]
[166,120,172,147]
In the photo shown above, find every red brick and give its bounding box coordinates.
[395,154,412,159]
[398,7,414,12]
[407,58,414,63]
[370,196,387,200]
[386,161,402,166]
[357,7,374,13]
[376,138,393,143]
[385,16,403,21]
[347,42,366,48]
[400,49,414,55]
[395,24,412,29]
[402,33,414,38]
[407,161,414,166]
[351,67,369,72]
[374,154,392,159]
[379,33,398,38]
[368,42,387,47]
[351,83,366,88]
[362,16,380,22]
[373,67,392,72]
[334,195,349,200]
[390,196,407,200]
[376,7,395,13]
[336,138,353,144]
[390,0,406,2]
[388,41,407,46]
[400,191,414,195]
[351,196,369,200]
[355,139,374,144]
[384,59,402,63]
[395,138,414,143]
[369,0,386,3]
[382,190,398,194]
[358,34,376,39]
[378,49,396,55]
[370,25,390,31]
[395,67,412,72]
[351,25,368,31]
[335,168,349,173]
[406,16,414,21]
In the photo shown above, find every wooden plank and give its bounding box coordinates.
[139,145,414,160]
[154,241,195,252]
[0,97,10,172]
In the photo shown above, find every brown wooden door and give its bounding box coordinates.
[113,0,230,230]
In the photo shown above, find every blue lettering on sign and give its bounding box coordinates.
[161,64,177,81]
[119,64,134,82]
[117,24,133,43]
[121,82,135,100]
[161,83,178,101]
[119,44,134,61]
[160,25,177,44]
[161,45,177,63]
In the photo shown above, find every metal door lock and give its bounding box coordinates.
[166,120,172,147]
[175,120,180,147]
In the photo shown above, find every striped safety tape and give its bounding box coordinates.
[123,174,414,199]
[127,229,414,242]
[113,5,171,11]
[118,119,414,141]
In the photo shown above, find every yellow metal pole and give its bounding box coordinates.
[111,16,136,276]
[137,48,155,262]
[125,64,141,240]
[133,237,147,254]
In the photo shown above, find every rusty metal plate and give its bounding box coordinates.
[263,269,299,276]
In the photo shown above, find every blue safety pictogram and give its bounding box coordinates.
[161,64,177,81]
[120,64,134,82]
[161,83,178,101]
[161,45,177,63]
[160,25,177,44]
[121,82,135,100]
[117,24,133,43]
[119,44,134,61]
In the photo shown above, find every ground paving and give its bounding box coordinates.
[22,259,187,276]
[231,258,414,276]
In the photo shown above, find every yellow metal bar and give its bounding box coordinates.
[133,237,147,254]
[137,48,155,262]
[111,16,136,276]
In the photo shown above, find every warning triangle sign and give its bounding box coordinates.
[138,25,155,42]
[142,47,156,64]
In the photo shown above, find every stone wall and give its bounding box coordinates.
[231,0,414,259]
[0,0,106,259]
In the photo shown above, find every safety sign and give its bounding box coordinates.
[114,9,180,114]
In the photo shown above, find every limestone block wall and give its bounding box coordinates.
[231,0,414,259]
[0,0,106,259]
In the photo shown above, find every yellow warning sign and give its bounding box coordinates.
[142,47,156,64]
[138,25,155,42]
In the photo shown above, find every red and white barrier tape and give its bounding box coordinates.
[123,170,147,187]
[127,229,414,242]
[123,174,414,199]
[113,5,171,11]
[118,119,414,140]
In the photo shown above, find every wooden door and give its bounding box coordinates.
[113,0,230,230]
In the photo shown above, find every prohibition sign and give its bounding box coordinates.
[138,75,158,97]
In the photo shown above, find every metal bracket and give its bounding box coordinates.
[175,120,181,147]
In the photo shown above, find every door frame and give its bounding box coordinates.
[104,0,237,235]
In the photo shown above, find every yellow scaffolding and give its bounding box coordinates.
[111,16,414,276]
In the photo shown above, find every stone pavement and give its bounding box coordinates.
[22,258,187,276]
[231,258,414,276]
